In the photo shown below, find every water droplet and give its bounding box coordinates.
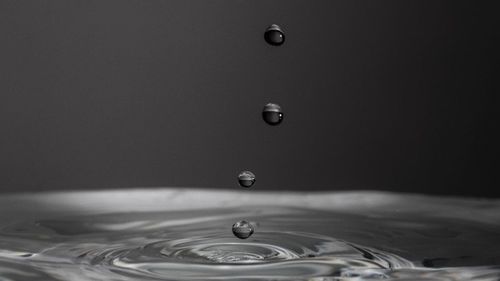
[262,103,283,125]
[232,220,254,239]
[238,171,256,188]
[264,24,285,46]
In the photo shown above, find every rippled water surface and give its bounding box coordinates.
[1,189,500,280]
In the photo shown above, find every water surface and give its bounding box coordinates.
[0,189,499,280]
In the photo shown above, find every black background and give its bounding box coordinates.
[0,0,498,196]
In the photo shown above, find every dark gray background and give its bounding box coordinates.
[0,0,498,196]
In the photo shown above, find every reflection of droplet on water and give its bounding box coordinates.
[232,220,254,239]
[238,171,256,188]
[262,103,283,125]
[264,24,285,46]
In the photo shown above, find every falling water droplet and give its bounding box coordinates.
[232,220,254,239]
[238,171,256,188]
[264,24,285,46]
[262,103,283,125]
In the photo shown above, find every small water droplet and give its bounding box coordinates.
[238,171,256,188]
[262,103,283,125]
[264,24,285,46]
[232,220,254,239]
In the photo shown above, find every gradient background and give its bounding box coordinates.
[0,0,498,196]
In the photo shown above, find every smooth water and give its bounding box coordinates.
[0,189,499,281]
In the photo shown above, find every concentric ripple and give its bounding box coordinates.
[72,231,411,280]
[161,240,299,264]
[1,189,500,280]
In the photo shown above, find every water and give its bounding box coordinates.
[1,189,500,281]
[232,220,254,239]
[262,103,284,125]
[238,171,256,188]
[264,24,285,46]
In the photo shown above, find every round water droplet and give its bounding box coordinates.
[232,220,254,239]
[262,103,283,125]
[238,171,256,188]
[264,24,285,46]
